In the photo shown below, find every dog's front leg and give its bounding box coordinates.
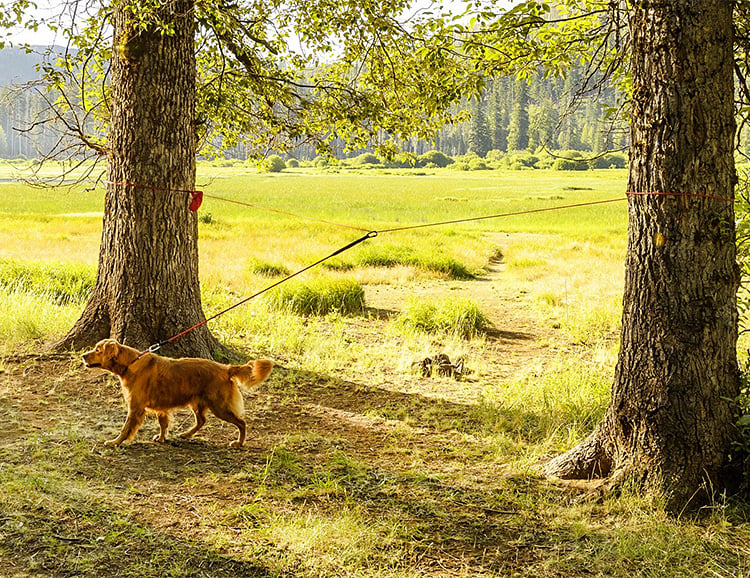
[105,407,145,446]
[153,412,170,443]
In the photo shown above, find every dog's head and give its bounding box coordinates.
[82,339,138,375]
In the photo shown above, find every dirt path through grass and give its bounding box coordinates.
[364,231,556,387]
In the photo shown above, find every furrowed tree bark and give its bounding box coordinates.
[544,1,740,509]
[57,0,219,358]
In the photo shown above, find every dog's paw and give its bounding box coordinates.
[152,434,166,443]
[229,440,243,448]
[104,439,122,447]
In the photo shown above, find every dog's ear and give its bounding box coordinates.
[103,340,121,360]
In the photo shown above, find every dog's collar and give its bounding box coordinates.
[121,351,150,373]
[122,341,163,372]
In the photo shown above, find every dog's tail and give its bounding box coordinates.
[229,359,273,389]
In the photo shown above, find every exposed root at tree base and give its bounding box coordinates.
[542,430,612,480]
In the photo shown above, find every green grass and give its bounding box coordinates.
[329,243,478,279]
[0,287,82,348]
[1,165,748,578]
[265,277,366,316]
[394,297,492,338]
[247,258,291,278]
[0,259,95,304]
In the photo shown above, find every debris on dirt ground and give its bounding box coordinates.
[412,353,466,380]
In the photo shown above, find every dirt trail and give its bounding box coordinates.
[364,235,552,384]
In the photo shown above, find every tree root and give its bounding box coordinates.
[542,430,612,480]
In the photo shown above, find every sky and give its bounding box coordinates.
[4,0,71,46]
[4,0,486,47]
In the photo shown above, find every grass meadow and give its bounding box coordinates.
[1,161,749,577]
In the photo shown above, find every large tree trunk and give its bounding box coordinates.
[57,0,218,358]
[544,1,740,509]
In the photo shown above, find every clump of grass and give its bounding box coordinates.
[0,259,94,305]
[249,259,291,278]
[320,244,477,279]
[421,255,476,279]
[320,259,355,272]
[477,353,613,448]
[268,508,384,570]
[354,244,476,280]
[506,255,547,270]
[394,297,491,338]
[265,277,365,316]
[357,244,414,268]
[0,287,82,347]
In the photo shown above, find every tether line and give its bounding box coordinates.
[376,197,625,233]
[141,230,378,355]
[202,192,371,232]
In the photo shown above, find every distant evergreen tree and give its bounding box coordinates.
[468,102,493,157]
[528,101,559,150]
[489,78,509,151]
[507,80,529,151]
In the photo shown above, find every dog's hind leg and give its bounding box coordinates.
[153,412,171,443]
[179,405,208,439]
[105,407,145,446]
[211,390,246,448]
[214,408,246,448]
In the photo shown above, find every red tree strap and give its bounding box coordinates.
[106,181,204,212]
[626,191,735,202]
[188,191,203,212]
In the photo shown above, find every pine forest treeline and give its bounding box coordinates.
[432,70,628,158]
[0,51,626,161]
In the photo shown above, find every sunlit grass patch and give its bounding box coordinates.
[393,297,492,339]
[0,260,93,350]
[506,255,547,270]
[265,277,365,316]
[248,258,291,278]
[324,243,478,280]
[0,259,95,305]
[540,495,750,578]
[539,291,622,345]
[0,287,82,350]
[561,295,622,345]
[262,506,392,573]
[476,351,614,453]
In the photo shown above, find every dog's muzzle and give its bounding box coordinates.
[82,354,100,368]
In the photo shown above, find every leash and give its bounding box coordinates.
[139,230,378,355]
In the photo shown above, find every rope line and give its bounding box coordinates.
[377,197,624,233]
[114,181,734,353]
[201,192,371,232]
[625,191,735,202]
[140,230,378,355]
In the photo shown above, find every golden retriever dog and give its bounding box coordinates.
[82,339,273,448]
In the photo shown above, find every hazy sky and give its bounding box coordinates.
[5,0,478,47]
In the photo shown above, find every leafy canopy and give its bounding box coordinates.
[18,1,750,160]
[2,0,489,160]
